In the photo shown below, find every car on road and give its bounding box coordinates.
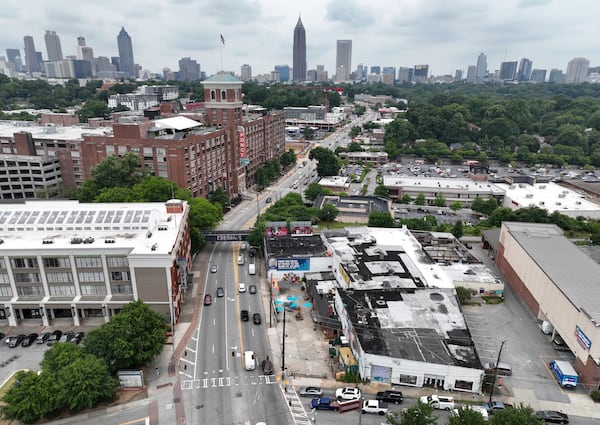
[310,397,339,411]
[481,401,506,414]
[36,332,51,344]
[71,332,85,345]
[335,386,361,401]
[216,287,225,297]
[204,294,212,305]
[238,282,246,293]
[299,386,323,397]
[420,395,455,410]
[241,310,249,321]
[253,313,261,324]
[265,197,272,203]
[376,390,404,404]
[47,330,62,346]
[535,410,569,423]
[210,264,218,273]
[7,334,26,348]
[249,284,257,294]
[362,399,389,415]
[21,333,38,347]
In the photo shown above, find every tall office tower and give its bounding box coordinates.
[306,69,317,81]
[530,69,547,83]
[44,31,63,61]
[178,57,200,81]
[370,66,381,75]
[413,64,429,83]
[240,64,252,81]
[274,65,290,82]
[355,63,367,80]
[548,69,564,83]
[565,57,589,84]
[499,61,517,80]
[335,40,352,82]
[23,36,40,74]
[454,69,463,82]
[5,49,23,72]
[476,53,487,80]
[397,67,411,83]
[117,27,136,78]
[383,67,396,76]
[466,65,477,83]
[76,36,94,62]
[292,17,306,81]
[517,58,533,82]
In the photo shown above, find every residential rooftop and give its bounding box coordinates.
[383,176,506,196]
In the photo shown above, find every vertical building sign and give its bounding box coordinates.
[238,126,249,165]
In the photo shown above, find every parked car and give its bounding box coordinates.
[265,197,272,203]
[71,332,85,345]
[210,264,218,273]
[420,395,455,410]
[253,313,261,324]
[481,401,506,414]
[362,399,389,415]
[36,332,51,344]
[299,386,323,397]
[535,410,569,424]
[310,397,339,411]
[46,330,62,346]
[216,287,225,297]
[241,310,249,321]
[376,390,404,404]
[335,386,361,401]
[249,284,257,294]
[484,361,512,376]
[21,333,38,347]
[59,331,75,343]
[238,282,246,293]
[7,334,26,348]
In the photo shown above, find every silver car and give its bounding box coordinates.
[299,386,323,397]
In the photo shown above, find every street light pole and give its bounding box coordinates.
[488,339,505,404]
[281,307,286,381]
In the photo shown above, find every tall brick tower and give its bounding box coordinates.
[203,72,245,198]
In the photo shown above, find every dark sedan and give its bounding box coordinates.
[535,410,569,424]
[46,330,62,346]
[7,334,26,348]
[21,333,38,347]
[36,332,51,344]
[71,332,85,345]
[253,313,261,325]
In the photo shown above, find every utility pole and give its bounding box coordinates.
[281,307,286,381]
[488,339,505,404]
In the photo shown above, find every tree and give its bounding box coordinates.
[280,149,297,168]
[414,193,426,205]
[434,193,446,207]
[303,126,315,140]
[455,286,472,305]
[489,404,542,425]
[401,194,412,204]
[386,402,437,425]
[448,406,487,425]
[374,184,390,198]
[452,220,464,239]
[368,211,395,227]
[317,204,339,223]
[304,183,332,201]
[309,146,341,176]
[450,201,463,211]
[1,370,53,423]
[84,300,166,373]
[349,126,361,137]
[347,141,363,152]
[209,187,230,211]
[489,207,515,227]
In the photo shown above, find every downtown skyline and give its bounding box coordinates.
[0,0,599,78]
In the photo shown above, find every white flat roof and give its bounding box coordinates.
[0,121,110,141]
[318,176,349,187]
[0,200,187,255]
[497,182,600,215]
[153,116,201,131]
[383,176,506,195]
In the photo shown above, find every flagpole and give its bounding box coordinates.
[219,35,224,72]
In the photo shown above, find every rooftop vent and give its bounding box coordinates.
[104,238,116,244]
[146,231,153,238]
[70,238,83,244]
[83,237,95,244]
[158,225,168,231]
[151,243,158,251]
[42,238,54,244]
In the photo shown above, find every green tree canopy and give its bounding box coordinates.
[317,204,339,223]
[304,183,333,201]
[414,192,426,205]
[309,146,341,176]
[368,211,395,227]
[452,220,464,239]
[387,402,437,425]
[374,184,390,198]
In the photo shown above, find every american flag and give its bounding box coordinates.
[220,34,225,45]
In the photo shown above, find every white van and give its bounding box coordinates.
[248,263,256,275]
[244,350,256,370]
[237,255,245,265]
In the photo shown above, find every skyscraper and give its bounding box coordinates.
[117,27,136,78]
[414,65,429,83]
[44,31,63,61]
[292,17,306,81]
[565,57,589,84]
[76,36,94,62]
[240,64,252,81]
[476,53,487,81]
[23,36,40,74]
[178,57,200,81]
[274,65,290,82]
[466,65,477,83]
[548,69,564,83]
[530,69,547,83]
[335,40,352,82]
[517,58,533,82]
[499,61,518,81]
[5,49,23,72]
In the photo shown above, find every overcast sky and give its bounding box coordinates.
[1,0,597,77]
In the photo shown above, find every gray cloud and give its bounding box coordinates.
[325,0,375,28]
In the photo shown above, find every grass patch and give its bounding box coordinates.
[0,372,19,400]
[482,296,504,304]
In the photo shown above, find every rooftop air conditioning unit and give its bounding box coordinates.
[104,238,115,244]
[70,238,83,244]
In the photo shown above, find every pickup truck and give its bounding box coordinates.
[310,397,339,411]
[362,399,389,415]
[419,394,455,410]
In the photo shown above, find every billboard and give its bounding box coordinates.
[268,257,310,271]
[290,221,312,236]
[265,221,288,237]
[238,126,248,165]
